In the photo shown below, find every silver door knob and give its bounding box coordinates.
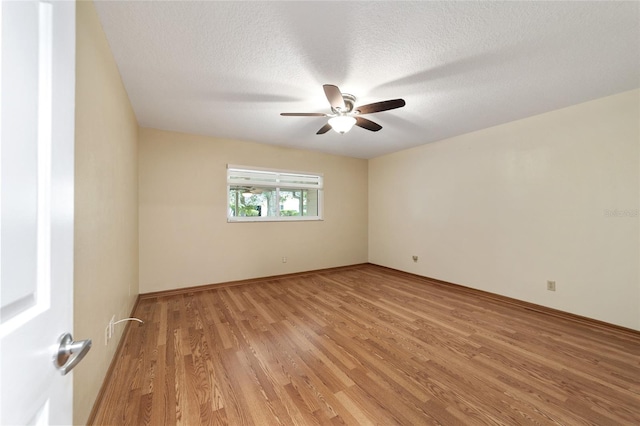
[53,333,92,375]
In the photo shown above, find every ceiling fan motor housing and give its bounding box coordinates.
[332,93,356,114]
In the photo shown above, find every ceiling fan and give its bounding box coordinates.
[281,84,406,135]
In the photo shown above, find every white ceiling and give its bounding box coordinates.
[94,1,639,159]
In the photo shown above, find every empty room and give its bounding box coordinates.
[1,1,638,425]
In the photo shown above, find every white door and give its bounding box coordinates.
[0,1,81,425]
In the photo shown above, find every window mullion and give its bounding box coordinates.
[233,187,238,217]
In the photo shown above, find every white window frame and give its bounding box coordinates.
[227,164,324,222]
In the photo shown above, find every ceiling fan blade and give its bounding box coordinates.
[323,84,346,111]
[356,99,405,115]
[280,112,327,116]
[316,123,332,134]
[355,117,382,132]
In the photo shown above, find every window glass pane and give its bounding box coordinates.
[228,186,277,217]
[305,189,319,216]
[228,170,278,187]
[279,189,318,217]
[278,173,321,188]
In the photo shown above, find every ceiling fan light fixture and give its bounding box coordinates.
[328,116,356,134]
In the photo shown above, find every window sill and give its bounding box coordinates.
[227,216,323,223]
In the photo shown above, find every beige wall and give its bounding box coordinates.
[369,89,639,330]
[74,1,139,424]
[138,128,368,293]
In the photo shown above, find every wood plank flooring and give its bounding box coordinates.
[90,265,640,425]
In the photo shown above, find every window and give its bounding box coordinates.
[227,165,323,222]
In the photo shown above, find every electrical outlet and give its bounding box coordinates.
[412,255,418,262]
[547,280,556,292]
[282,257,287,263]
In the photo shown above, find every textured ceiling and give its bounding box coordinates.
[94,1,640,159]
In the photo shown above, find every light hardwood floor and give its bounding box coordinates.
[90,265,640,425]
